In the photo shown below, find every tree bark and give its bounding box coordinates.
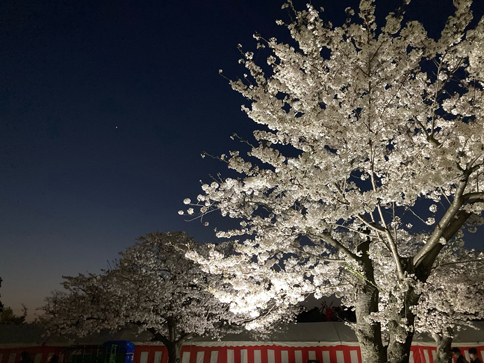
[432,330,453,363]
[353,241,387,363]
[386,287,420,363]
[165,341,183,363]
[354,287,387,363]
[147,328,185,363]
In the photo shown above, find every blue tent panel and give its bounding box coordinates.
[103,341,134,363]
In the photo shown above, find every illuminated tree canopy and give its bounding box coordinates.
[41,232,271,363]
[182,1,484,362]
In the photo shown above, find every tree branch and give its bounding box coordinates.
[357,215,386,233]
[463,192,484,202]
[310,232,360,261]
[413,173,470,272]
[147,328,171,346]
[438,259,484,267]
[369,142,404,279]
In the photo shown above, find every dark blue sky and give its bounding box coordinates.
[1,0,483,319]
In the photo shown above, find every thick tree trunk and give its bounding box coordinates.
[165,341,183,363]
[386,289,419,363]
[354,285,387,363]
[147,327,185,363]
[353,241,387,363]
[432,331,453,363]
[387,330,414,363]
[387,316,415,363]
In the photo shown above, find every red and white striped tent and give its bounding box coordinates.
[132,322,484,363]
[1,322,484,363]
[135,322,360,363]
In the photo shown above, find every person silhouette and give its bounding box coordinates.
[19,352,32,363]
[452,348,469,363]
[469,348,482,363]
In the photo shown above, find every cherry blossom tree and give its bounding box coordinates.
[181,1,484,362]
[414,243,484,363]
[40,232,262,363]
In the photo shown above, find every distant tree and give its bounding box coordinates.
[0,277,27,324]
[40,232,284,363]
[181,0,484,362]
[0,277,4,313]
[0,305,27,325]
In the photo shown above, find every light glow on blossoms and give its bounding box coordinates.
[183,1,484,362]
[39,232,277,363]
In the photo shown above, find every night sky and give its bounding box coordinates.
[1,0,483,320]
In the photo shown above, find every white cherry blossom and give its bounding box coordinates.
[40,232,271,363]
[183,1,484,363]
